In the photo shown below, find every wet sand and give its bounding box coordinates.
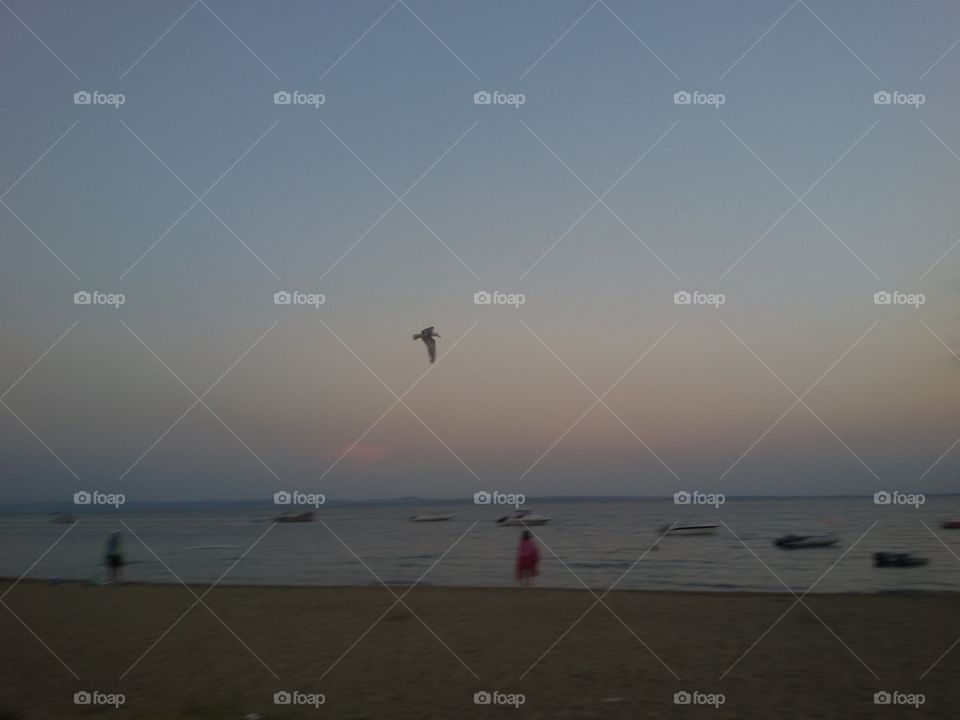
[1,580,957,719]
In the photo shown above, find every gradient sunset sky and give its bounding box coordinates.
[2,0,960,502]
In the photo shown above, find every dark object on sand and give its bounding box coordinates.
[273,511,315,523]
[874,552,928,568]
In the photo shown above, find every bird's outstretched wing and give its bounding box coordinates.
[424,335,436,363]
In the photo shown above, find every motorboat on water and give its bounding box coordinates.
[659,523,718,536]
[942,520,960,530]
[497,509,550,526]
[49,513,76,524]
[774,532,839,549]
[874,552,928,568]
[409,513,454,522]
[273,511,315,523]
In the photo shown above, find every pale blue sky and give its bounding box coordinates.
[2,0,960,502]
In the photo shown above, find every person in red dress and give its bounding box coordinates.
[515,530,540,585]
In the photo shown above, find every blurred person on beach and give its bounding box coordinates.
[105,531,125,583]
[516,530,539,585]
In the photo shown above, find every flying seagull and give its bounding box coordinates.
[413,326,440,363]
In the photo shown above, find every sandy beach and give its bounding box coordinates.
[1,580,956,719]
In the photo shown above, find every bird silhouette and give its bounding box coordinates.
[413,326,440,363]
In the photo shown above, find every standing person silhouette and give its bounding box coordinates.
[105,531,124,583]
[516,530,539,585]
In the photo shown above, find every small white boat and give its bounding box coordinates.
[409,513,454,522]
[497,509,550,526]
[774,532,838,549]
[659,523,717,536]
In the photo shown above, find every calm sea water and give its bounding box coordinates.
[3,497,960,593]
